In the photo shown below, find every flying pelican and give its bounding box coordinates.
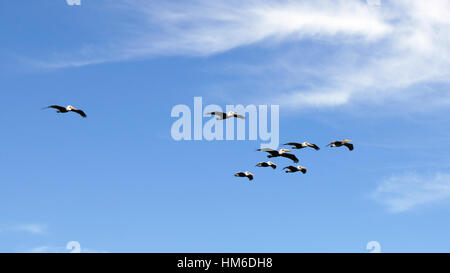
[234,171,254,181]
[256,148,299,163]
[206,111,245,120]
[284,142,320,150]
[256,161,277,169]
[283,166,307,174]
[327,139,354,151]
[43,105,87,118]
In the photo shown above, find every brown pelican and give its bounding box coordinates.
[256,161,277,169]
[284,142,320,150]
[43,105,87,118]
[234,171,254,181]
[327,139,354,151]
[257,148,299,163]
[283,165,307,174]
[206,111,245,120]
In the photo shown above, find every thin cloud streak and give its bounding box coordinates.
[372,172,450,213]
[13,224,47,234]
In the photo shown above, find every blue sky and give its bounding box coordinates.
[1,0,450,253]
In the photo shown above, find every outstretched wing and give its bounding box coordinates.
[283,166,296,171]
[257,148,276,152]
[206,111,226,119]
[232,112,245,119]
[306,143,320,150]
[257,148,278,156]
[71,109,87,118]
[281,153,299,163]
[45,105,66,112]
[283,142,301,147]
[344,143,354,151]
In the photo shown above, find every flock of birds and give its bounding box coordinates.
[226,115,354,181]
[42,106,353,182]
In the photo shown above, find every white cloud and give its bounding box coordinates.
[15,224,47,234]
[36,0,450,110]
[25,245,109,253]
[366,0,381,7]
[41,0,391,66]
[372,172,450,213]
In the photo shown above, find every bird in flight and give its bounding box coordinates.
[43,105,87,118]
[256,161,277,169]
[206,111,245,120]
[257,148,299,163]
[283,166,307,174]
[234,171,254,181]
[327,139,354,151]
[284,142,320,151]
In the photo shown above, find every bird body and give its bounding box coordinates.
[283,165,307,174]
[44,105,87,118]
[257,148,299,163]
[206,111,245,120]
[284,142,320,150]
[234,171,254,181]
[327,139,353,151]
[256,161,277,169]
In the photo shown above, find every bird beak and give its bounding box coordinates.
[285,149,292,152]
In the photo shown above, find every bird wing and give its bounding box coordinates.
[71,109,87,118]
[257,148,276,152]
[257,148,279,156]
[45,105,66,111]
[281,153,299,163]
[206,111,225,117]
[247,174,254,180]
[306,143,320,150]
[300,168,307,174]
[344,143,354,151]
[232,113,245,119]
[283,166,296,171]
[284,142,301,147]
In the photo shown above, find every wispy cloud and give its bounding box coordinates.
[25,245,109,253]
[14,224,47,234]
[34,0,450,109]
[39,0,390,67]
[372,172,450,213]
